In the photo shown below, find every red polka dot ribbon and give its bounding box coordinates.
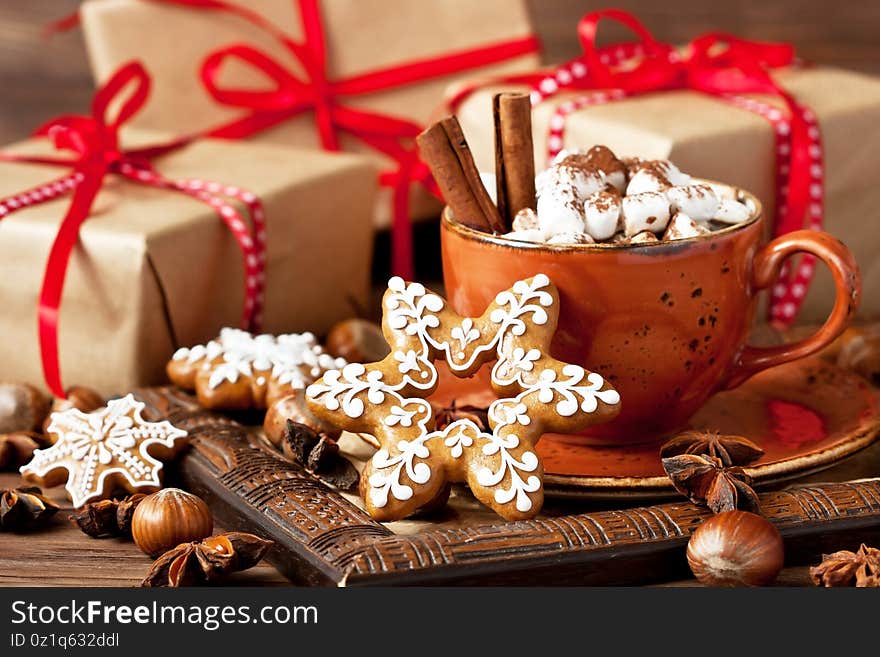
[450,9,824,328]
[0,61,265,398]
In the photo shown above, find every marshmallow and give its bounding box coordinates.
[663,211,710,241]
[626,168,670,195]
[551,148,578,165]
[582,145,628,193]
[537,162,605,199]
[630,231,659,244]
[602,169,627,193]
[583,190,621,241]
[534,168,551,195]
[657,160,690,186]
[537,186,585,236]
[528,146,745,246]
[547,231,595,245]
[714,198,752,224]
[666,184,720,221]
[625,159,691,195]
[512,207,540,232]
[503,229,545,244]
[479,172,497,205]
[622,156,644,177]
[621,191,671,236]
[708,182,738,200]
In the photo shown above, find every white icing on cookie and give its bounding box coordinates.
[21,394,188,507]
[306,273,620,513]
[177,328,345,392]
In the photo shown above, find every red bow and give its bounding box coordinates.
[574,10,795,94]
[145,0,541,279]
[0,62,266,397]
[450,9,823,326]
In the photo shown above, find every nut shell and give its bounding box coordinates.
[43,386,105,435]
[0,431,45,470]
[0,383,50,434]
[325,318,390,363]
[131,488,213,557]
[687,510,784,586]
[263,392,340,447]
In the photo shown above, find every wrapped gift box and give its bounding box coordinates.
[79,0,540,228]
[0,132,377,394]
[453,66,880,323]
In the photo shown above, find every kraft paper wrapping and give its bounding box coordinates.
[79,0,540,229]
[453,66,880,323]
[0,133,377,395]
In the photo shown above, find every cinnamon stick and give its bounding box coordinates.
[416,116,504,233]
[493,92,536,228]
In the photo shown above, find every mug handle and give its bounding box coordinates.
[726,229,861,388]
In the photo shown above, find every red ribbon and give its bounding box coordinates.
[450,9,823,327]
[142,0,541,279]
[0,62,266,397]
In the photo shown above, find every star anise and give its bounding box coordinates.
[810,544,880,587]
[432,400,490,432]
[0,486,59,531]
[281,421,359,491]
[69,493,146,538]
[115,494,145,535]
[662,454,760,514]
[660,430,764,467]
[0,432,48,470]
[141,532,273,587]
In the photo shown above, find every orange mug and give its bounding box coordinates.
[440,183,861,443]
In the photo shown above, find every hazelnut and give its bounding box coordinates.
[325,318,390,363]
[835,325,880,384]
[0,431,45,470]
[0,441,10,470]
[131,488,213,557]
[0,383,50,434]
[43,386,105,435]
[687,510,784,586]
[263,392,340,447]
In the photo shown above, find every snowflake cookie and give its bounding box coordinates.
[20,394,188,508]
[167,328,347,410]
[306,274,621,521]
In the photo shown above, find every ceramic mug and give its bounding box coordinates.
[440,183,861,443]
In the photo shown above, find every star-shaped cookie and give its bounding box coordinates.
[167,328,346,410]
[306,274,621,521]
[20,394,188,507]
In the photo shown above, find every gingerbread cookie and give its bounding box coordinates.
[167,328,347,410]
[306,274,621,521]
[20,394,188,508]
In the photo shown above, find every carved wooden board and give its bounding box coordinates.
[136,387,880,586]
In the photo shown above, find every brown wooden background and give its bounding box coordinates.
[1,0,879,144]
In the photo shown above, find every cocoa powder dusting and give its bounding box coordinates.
[584,145,627,174]
[679,183,711,199]
[622,156,644,177]
[590,190,618,212]
[637,160,674,187]
[558,155,596,175]
[556,188,583,214]
[603,184,622,198]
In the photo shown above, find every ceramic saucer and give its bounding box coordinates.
[427,356,880,501]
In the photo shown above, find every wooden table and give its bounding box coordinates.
[0,471,288,587]
[3,437,878,587]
